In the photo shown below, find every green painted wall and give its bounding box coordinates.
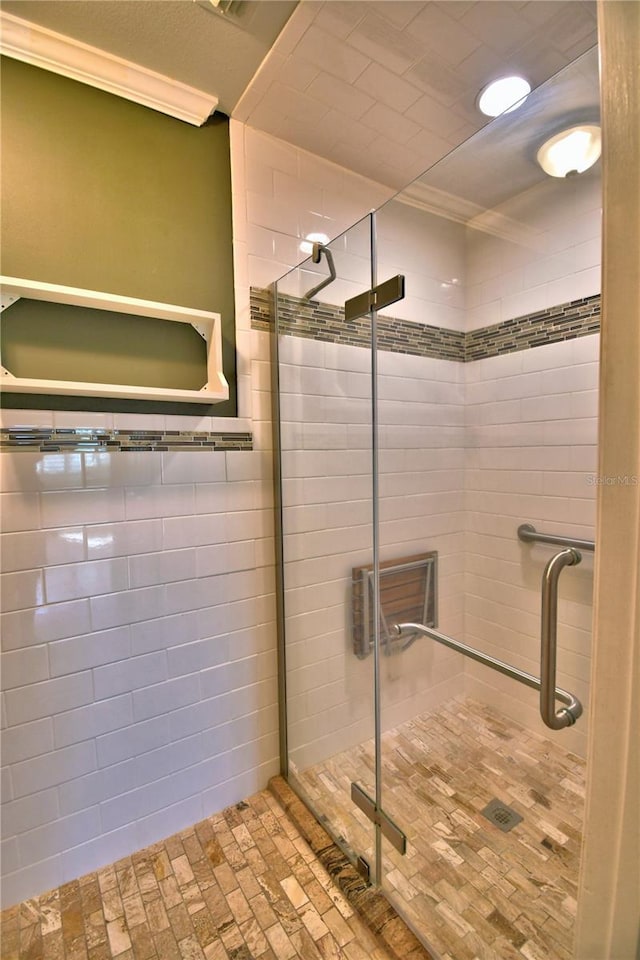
[0,56,237,415]
[2,300,209,391]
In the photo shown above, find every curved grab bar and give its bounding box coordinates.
[393,619,583,729]
[540,548,583,729]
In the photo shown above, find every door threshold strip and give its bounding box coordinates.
[268,776,437,960]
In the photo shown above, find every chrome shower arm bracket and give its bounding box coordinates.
[303,244,337,300]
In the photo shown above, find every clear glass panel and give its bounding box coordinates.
[373,47,600,958]
[277,215,379,872]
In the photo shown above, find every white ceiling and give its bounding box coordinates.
[1,0,599,192]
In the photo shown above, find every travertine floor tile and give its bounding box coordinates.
[0,792,395,960]
[292,697,586,960]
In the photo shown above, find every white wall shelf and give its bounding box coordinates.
[0,276,229,404]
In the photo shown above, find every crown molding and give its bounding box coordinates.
[396,180,543,250]
[0,11,218,126]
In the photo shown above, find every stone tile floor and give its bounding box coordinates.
[0,790,394,960]
[292,697,586,960]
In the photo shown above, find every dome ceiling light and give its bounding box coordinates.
[477,76,531,117]
[537,124,601,178]
[300,232,330,255]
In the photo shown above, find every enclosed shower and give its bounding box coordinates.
[269,48,600,960]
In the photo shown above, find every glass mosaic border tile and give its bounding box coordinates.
[251,288,465,361]
[465,294,601,360]
[251,287,601,362]
[0,428,253,453]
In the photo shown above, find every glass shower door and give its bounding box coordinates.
[276,215,379,876]
[372,49,598,959]
[372,187,468,957]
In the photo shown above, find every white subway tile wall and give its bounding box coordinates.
[279,329,467,772]
[463,337,598,757]
[465,172,602,330]
[377,200,467,331]
[0,441,280,905]
[236,122,393,296]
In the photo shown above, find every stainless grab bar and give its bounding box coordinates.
[394,617,583,729]
[518,522,595,552]
[540,548,583,729]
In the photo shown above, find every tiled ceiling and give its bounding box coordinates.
[1,0,599,192]
[235,0,599,188]
[414,43,601,210]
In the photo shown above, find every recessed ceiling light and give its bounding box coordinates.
[477,76,531,117]
[537,124,601,178]
[300,232,330,255]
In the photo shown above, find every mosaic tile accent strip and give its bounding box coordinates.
[250,287,273,332]
[464,294,601,361]
[0,789,396,960]
[251,288,465,362]
[292,697,585,960]
[250,287,601,363]
[0,428,253,453]
[269,777,434,960]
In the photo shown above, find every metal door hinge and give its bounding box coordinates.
[351,782,407,856]
[345,275,405,323]
[355,855,371,882]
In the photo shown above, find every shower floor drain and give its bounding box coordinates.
[481,798,523,832]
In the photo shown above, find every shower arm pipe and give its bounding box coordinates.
[303,243,336,300]
[393,615,583,729]
[518,522,595,552]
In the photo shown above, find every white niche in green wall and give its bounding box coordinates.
[0,277,229,403]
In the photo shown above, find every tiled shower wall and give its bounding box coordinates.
[465,173,601,329]
[463,338,598,757]
[462,172,601,757]
[280,326,598,768]
[236,125,466,771]
[276,160,601,767]
[281,337,466,772]
[269,182,469,773]
[0,434,278,907]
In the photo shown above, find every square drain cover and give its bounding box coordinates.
[481,798,523,832]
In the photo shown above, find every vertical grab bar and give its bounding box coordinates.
[540,548,583,729]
